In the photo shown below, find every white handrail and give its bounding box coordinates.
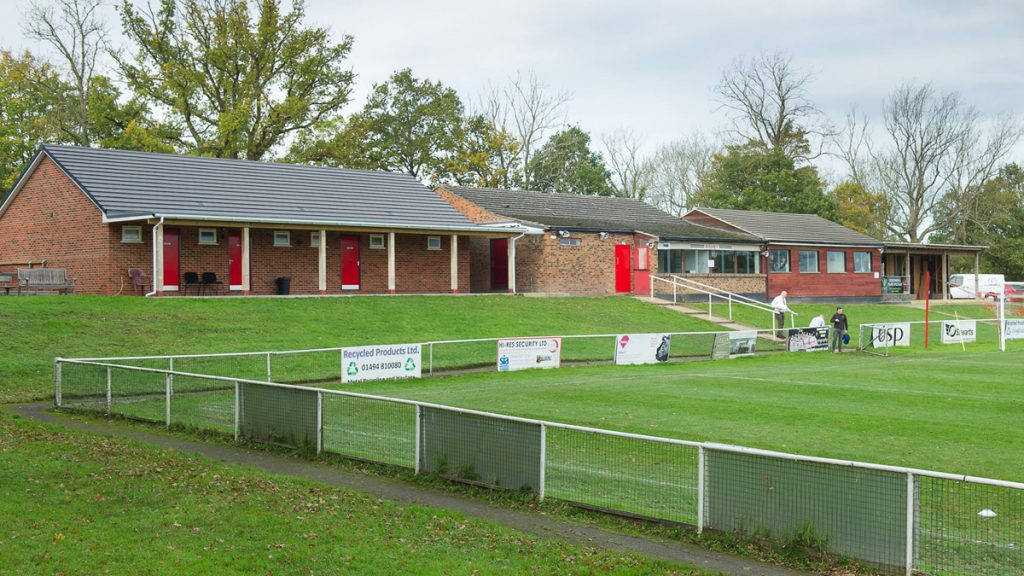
[649,275,781,326]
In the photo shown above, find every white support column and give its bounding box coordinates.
[450,234,459,293]
[241,227,251,294]
[154,223,165,294]
[942,251,948,300]
[974,252,980,299]
[508,236,516,294]
[388,232,396,294]
[318,229,327,295]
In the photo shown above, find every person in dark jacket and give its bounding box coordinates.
[830,307,849,352]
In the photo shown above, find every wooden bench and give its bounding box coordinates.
[0,273,14,295]
[16,268,77,295]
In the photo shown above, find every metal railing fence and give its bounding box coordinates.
[649,274,797,331]
[858,319,1008,356]
[55,358,1024,576]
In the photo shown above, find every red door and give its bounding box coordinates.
[162,228,180,291]
[227,230,242,289]
[490,238,509,291]
[633,247,650,295]
[341,235,360,290]
[615,244,631,293]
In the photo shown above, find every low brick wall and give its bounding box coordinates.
[652,273,767,300]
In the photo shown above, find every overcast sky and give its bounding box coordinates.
[2,0,1023,170]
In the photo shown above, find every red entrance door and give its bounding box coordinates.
[615,244,631,293]
[341,235,360,290]
[490,238,509,291]
[162,228,180,291]
[227,230,242,289]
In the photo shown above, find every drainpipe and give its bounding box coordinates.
[145,217,164,297]
[510,231,526,294]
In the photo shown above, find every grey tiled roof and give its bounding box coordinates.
[446,186,758,242]
[690,208,884,247]
[32,145,503,232]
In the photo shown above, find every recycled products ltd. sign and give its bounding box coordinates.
[341,343,421,383]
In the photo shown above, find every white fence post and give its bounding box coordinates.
[905,472,915,575]
[233,381,240,441]
[539,423,547,501]
[106,367,112,416]
[728,294,733,320]
[414,404,422,474]
[429,343,434,376]
[673,283,677,303]
[165,372,172,429]
[339,349,344,384]
[53,359,63,408]
[697,445,705,535]
[266,352,272,383]
[168,357,174,396]
[708,293,712,320]
[316,392,323,455]
[1000,296,1006,352]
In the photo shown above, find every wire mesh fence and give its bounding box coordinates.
[55,352,1024,576]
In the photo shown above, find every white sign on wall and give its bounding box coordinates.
[497,337,561,372]
[941,320,977,344]
[614,333,671,365]
[870,323,911,348]
[728,331,758,357]
[1004,319,1024,340]
[342,343,422,383]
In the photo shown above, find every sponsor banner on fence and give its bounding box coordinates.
[497,337,561,372]
[342,343,422,383]
[871,323,911,348]
[729,330,758,357]
[614,333,671,365]
[787,327,830,352]
[941,320,977,344]
[1006,319,1024,340]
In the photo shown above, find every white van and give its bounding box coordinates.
[948,274,1005,299]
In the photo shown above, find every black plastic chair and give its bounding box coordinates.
[183,272,200,296]
[200,271,223,295]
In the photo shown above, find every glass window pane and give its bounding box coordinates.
[827,251,846,273]
[799,250,819,273]
[854,251,872,272]
[736,251,755,274]
[769,250,790,273]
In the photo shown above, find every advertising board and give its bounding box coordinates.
[497,337,562,371]
[614,333,671,365]
[342,343,422,383]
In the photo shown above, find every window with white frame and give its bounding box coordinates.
[198,228,218,245]
[558,238,581,247]
[826,251,846,273]
[799,250,819,273]
[853,251,872,273]
[769,249,790,273]
[427,236,441,250]
[369,234,386,249]
[121,225,142,243]
[273,231,291,247]
[310,231,321,248]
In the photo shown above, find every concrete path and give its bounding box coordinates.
[636,296,773,334]
[11,402,808,576]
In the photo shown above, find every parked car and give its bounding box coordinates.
[949,273,1005,299]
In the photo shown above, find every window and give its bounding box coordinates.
[310,231,321,248]
[769,250,790,273]
[198,228,218,245]
[826,251,846,273]
[558,238,581,247]
[369,234,386,249]
[273,231,291,247]
[658,249,683,273]
[121,225,142,243]
[799,250,819,273]
[427,236,441,250]
[854,251,872,273]
[736,251,756,274]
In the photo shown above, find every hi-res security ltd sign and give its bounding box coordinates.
[497,337,561,371]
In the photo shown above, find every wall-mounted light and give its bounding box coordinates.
[760,250,770,257]
[558,230,570,238]
[598,232,608,240]
[646,240,656,249]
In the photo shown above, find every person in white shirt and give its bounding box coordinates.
[809,314,826,328]
[771,290,790,337]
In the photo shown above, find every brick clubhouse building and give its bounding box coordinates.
[0,145,532,296]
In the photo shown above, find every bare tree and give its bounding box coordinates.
[870,84,1021,242]
[602,128,649,199]
[23,0,109,145]
[716,51,828,161]
[642,133,717,215]
[480,71,569,189]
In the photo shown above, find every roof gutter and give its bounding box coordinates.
[106,212,539,235]
[145,217,164,297]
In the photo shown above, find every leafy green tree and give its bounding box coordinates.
[335,68,465,182]
[117,0,354,160]
[829,180,888,238]
[527,126,614,196]
[0,50,68,189]
[695,143,837,219]
[446,114,520,187]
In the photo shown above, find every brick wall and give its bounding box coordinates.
[0,156,115,294]
[514,231,634,295]
[652,273,767,299]
[765,245,881,298]
[433,187,507,223]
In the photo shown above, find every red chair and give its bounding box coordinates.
[127,267,149,296]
